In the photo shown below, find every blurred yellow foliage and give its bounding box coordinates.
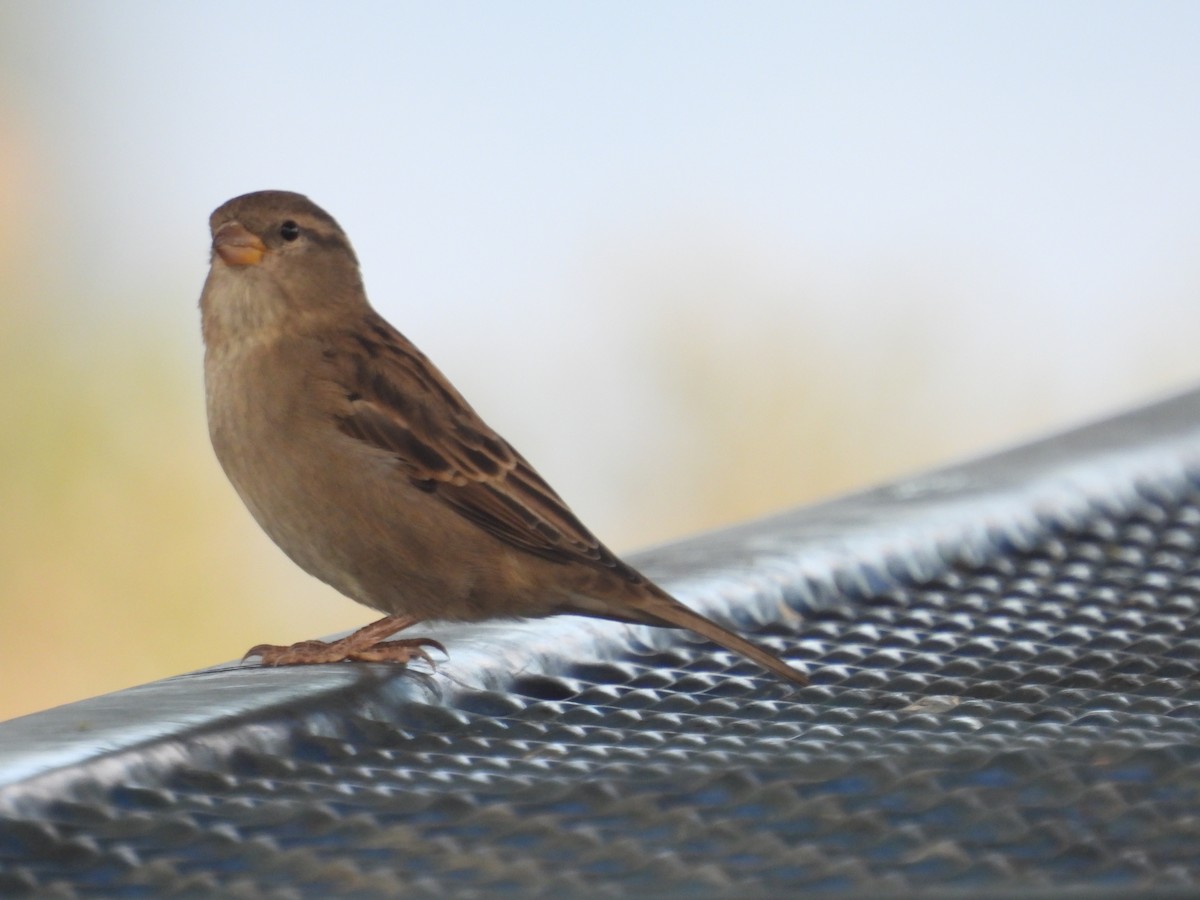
[0,254,1068,722]
[0,305,365,721]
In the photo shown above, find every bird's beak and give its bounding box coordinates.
[213,221,266,267]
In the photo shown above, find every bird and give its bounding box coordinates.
[199,190,808,686]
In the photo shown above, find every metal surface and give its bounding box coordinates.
[4,389,1200,896]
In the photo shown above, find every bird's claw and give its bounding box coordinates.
[243,631,447,668]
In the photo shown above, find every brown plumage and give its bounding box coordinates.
[199,190,807,685]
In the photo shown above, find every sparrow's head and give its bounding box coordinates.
[201,191,367,342]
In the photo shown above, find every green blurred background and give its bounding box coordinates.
[3,2,1200,720]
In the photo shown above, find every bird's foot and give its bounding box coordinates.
[243,614,446,667]
[245,637,446,667]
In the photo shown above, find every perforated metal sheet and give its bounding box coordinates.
[4,390,1200,897]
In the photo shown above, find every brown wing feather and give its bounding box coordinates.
[332,312,643,581]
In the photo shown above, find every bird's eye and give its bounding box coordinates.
[279,220,300,241]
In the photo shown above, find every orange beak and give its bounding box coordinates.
[213,221,266,266]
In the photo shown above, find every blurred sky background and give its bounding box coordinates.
[2,2,1200,720]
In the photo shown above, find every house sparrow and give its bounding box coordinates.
[200,190,808,686]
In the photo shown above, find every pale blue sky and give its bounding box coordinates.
[9,3,1198,313]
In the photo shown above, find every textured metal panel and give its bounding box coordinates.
[5,390,1200,897]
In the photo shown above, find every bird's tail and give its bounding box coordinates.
[627,583,809,686]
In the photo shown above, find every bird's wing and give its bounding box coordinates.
[330,312,642,580]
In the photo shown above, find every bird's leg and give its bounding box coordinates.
[244,614,446,666]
